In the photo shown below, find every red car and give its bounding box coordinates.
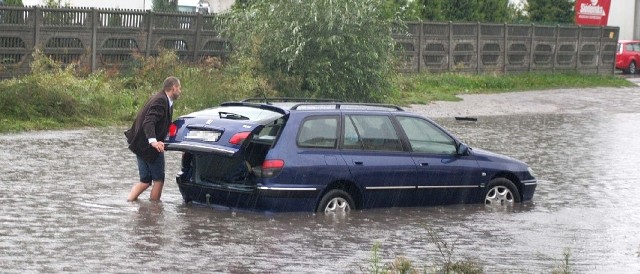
[616,40,640,74]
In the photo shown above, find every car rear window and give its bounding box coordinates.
[190,106,284,122]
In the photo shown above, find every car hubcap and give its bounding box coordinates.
[485,186,514,206]
[324,197,351,213]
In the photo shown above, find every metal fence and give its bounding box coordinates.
[0,6,620,79]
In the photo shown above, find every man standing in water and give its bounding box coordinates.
[125,76,182,201]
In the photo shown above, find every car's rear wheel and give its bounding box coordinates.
[317,189,355,214]
[484,178,521,206]
[626,61,637,74]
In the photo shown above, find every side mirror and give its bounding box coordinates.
[457,143,470,156]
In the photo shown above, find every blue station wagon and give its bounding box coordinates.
[165,99,537,213]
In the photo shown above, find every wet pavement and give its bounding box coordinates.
[2,87,640,273]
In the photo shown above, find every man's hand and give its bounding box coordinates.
[151,141,165,152]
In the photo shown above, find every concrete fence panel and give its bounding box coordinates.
[0,6,619,78]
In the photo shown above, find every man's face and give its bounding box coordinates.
[171,84,182,100]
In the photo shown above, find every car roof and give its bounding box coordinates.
[221,98,405,113]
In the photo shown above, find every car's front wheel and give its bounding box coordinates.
[626,61,637,74]
[317,189,355,214]
[484,178,521,206]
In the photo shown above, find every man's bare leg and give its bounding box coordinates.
[150,180,164,201]
[127,182,150,201]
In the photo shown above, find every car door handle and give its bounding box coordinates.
[353,161,363,165]
[420,163,429,166]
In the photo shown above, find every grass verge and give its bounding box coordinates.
[0,51,634,133]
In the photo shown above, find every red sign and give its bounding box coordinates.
[575,0,611,26]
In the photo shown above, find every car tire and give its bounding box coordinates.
[626,61,637,74]
[484,178,521,206]
[317,189,355,214]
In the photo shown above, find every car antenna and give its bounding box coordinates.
[262,93,271,105]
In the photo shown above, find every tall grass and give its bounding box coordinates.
[0,50,258,132]
[0,49,634,133]
[389,72,633,105]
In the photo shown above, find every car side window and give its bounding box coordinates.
[343,115,403,151]
[254,117,285,144]
[297,116,338,148]
[625,44,634,52]
[397,116,456,154]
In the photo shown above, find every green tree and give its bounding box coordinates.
[43,0,64,7]
[443,0,481,22]
[380,0,422,21]
[526,0,574,24]
[419,0,445,21]
[4,0,24,6]
[152,0,178,12]
[507,2,529,23]
[231,0,257,10]
[478,0,510,23]
[221,0,400,102]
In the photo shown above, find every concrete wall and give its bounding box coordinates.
[0,6,620,78]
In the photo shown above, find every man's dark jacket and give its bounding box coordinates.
[125,91,172,162]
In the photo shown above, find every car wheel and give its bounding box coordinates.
[626,61,637,74]
[484,178,521,206]
[317,189,355,214]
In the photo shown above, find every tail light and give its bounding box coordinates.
[253,159,284,178]
[168,123,178,138]
[229,131,251,145]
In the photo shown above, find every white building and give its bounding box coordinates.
[608,0,639,40]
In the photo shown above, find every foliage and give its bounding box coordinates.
[0,47,633,133]
[220,0,400,102]
[43,0,66,7]
[551,248,573,274]
[0,50,256,132]
[380,0,423,21]
[4,0,23,6]
[0,50,132,131]
[230,0,255,11]
[443,0,481,22]
[526,0,575,24]
[477,0,511,23]
[152,0,177,12]
[419,0,445,21]
[382,0,572,24]
[107,13,122,27]
[360,227,483,274]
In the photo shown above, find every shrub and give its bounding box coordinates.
[221,0,401,102]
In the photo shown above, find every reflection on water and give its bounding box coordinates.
[1,112,640,273]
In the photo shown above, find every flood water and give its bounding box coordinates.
[2,111,640,272]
